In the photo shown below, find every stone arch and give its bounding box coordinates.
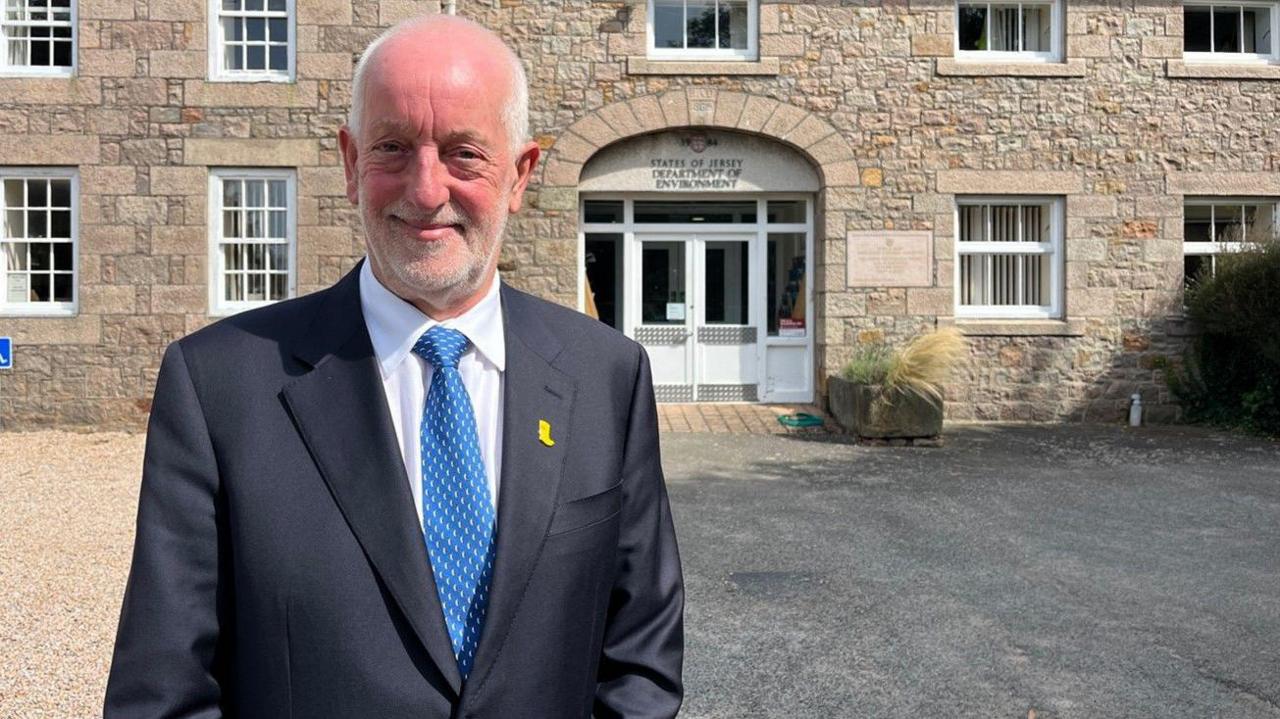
[537,89,858,207]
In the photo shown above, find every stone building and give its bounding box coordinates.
[1,0,1278,428]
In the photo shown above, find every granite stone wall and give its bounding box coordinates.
[1,0,1277,427]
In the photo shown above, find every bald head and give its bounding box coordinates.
[347,15,529,153]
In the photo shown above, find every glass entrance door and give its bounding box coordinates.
[632,232,757,402]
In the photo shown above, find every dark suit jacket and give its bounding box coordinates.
[105,264,684,718]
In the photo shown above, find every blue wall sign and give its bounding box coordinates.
[0,337,11,370]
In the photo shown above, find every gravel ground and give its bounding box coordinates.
[1,431,144,719]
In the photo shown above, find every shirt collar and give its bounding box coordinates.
[359,259,506,377]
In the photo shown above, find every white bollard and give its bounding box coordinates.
[1129,393,1143,428]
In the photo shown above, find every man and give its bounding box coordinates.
[105,15,684,718]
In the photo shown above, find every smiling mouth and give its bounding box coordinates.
[393,217,462,241]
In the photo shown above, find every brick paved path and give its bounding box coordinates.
[656,403,832,434]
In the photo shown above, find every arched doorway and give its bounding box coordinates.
[578,129,819,403]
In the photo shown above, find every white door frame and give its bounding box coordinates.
[578,194,814,403]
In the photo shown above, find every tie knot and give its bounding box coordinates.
[413,325,470,369]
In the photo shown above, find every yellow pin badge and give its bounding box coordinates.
[538,419,555,447]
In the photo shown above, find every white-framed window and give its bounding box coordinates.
[1,168,78,317]
[1184,2,1279,63]
[955,196,1064,319]
[1,0,75,77]
[208,169,296,315]
[955,0,1064,62]
[647,0,758,61]
[208,0,295,82]
[1183,198,1278,291]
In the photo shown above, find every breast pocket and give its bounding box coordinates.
[548,482,623,538]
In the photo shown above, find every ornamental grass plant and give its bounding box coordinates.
[841,327,968,402]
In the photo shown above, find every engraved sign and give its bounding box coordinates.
[578,130,820,193]
[847,231,933,287]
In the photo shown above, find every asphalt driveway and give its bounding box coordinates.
[2,423,1278,717]
[665,424,1280,718]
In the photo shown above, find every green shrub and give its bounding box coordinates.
[1169,240,1280,436]
[841,342,894,385]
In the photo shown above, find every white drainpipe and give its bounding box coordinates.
[444,0,457,14]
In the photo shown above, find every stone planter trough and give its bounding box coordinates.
[827,375,943,439]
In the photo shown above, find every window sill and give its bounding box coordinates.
[626,56,780,76]
[0,67,75,78]
[939,317,1085,337]
[0,305,78,318]
[1167,60,1280,79]
[936,58,1087,77]
[206,73,296,84]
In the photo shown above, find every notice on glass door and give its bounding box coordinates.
[666,303,686,321]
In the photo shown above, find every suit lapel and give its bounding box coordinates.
[279,265,464,695]
[465,286,576,694]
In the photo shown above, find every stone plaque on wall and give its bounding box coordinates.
[846,231,933,288]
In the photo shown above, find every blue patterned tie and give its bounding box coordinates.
[412,325,496,680]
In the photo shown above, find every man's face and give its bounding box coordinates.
[339,34,539,315]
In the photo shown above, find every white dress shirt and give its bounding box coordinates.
[359,260,505,529]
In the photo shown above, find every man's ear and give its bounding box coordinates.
[338,126,360,206]
[507,141,542,214]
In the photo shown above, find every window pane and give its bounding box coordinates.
[29,242,49,271]
[50,209,70,238]
[52,241,71,269]
[766,200,805,223]
[633,200,756,223]
[5,242,28,270]
[989,4,1019,51]
[6,210,25,238]
[1244,203,1277,241]
[245,210,264,238]
[53,272,71,301]
[226,43,243,71]
[1021,204,1050,242]
[222,178,242,208]
[767,232,805,336]
[703,240,748,324]
[653,0,684,48]
[269,44,287,70]
[246,18,265,42]
[989,204,1019,242]
[245,180,265,207]
[28,179,46,208]
[640,241,685,324]
[245,0,263,11]
[1214,6,1240,52]
[269,273,287,299]
[222,0,241,10]
[223,210,241,238]
[53,38,71,66]
[246,272,265,301]
[268,179,287,207]
[224,243,244,271]
[4,180,24,208]
[1244,6,1271,53]
[268,210,287,238]
[30,272,50,301]
[28,210,46,238]
[268,243,288,271]
[224,17,242,42]
[246,44,265,70]
[584,233,622,329]
[1184,204,1213,242]
[50,179,70,208]
[247,243,266,270]
[1022,4,1052,52]
[268,17,286,42]
[31,38,51,66]
[719,0,749,50]
[1214,204,1244,242]
[685,0,716,49]
[267,0,285,10]
[583,200,623,223]
[959,204,987,242]
[1184,254,1210,291]
[225,272,244,301]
